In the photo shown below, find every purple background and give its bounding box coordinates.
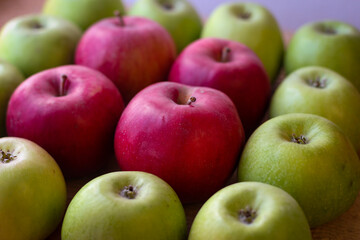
[124,0,360,31]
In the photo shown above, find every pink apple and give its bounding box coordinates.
[76,14,176,103]
[6,65,124,177]
[169,38,271,137]
[114,82,245,203]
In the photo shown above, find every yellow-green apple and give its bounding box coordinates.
[0,137,66,240]
[43,0,125,31]
[189,182,312,240]
[6,65,124,177]
[61,171,187,240]
[270,66,360,155]
[201,2,284,82]
[114,82,245,203]
[237,113,360,227]
[76,15,176,103]
[0,14,82,77]
[169,38,270,137]
[285,20,360,91]
[0,59,24,136]
[129,0,202,53]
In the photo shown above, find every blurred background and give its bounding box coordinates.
[1,0,359,31]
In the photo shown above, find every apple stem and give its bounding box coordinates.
[187,96,196,105]
[114,10,125,27]
[221,47,231,62]
[59,74,68,97]
[0,150,15,163]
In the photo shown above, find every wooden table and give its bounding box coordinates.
[1,0,360,239]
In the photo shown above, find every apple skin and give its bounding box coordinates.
[237,113,360,227]
[189,182,312,240]
[0,14,82,77]
[0,137,67,240]
[285,20,360,91]
[201,2,284,82]
[61,171,187,240]
[76,16,176,103]
[0,59,24,136]
[114,82,245,203]
[43,0,125,31]
[6,65,124,177]
[270,66,360,156]
[169,37,271,137]
[129,0,202,53]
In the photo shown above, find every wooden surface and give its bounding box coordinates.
[1,0,360,239]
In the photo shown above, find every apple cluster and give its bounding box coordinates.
[0,0,359,239]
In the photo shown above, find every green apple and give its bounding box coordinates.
[62,171,187,240]
[0,137,67,239]
[43,0,125,31]
[129,0,202,53]
[285,20,360,91]
[201,2,284,82]
[189,182,312,240]
[270,66,360,155]
[0,14,82,77]
[0,59,24,136]
[237,113,360,227]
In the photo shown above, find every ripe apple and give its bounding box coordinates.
[61,171,187,240]
[6,65,124,177]
[201,2,284,82]
[237,113,360,227]
[0,14,82,77]
[0,59,24,136]
[189,182,312,240]
[76,15,176,103]
[169,37,271,136]
[43,0,125,31]
[129,0,202,53]
[270,66,360,155]
[0,137,66,240]
[114,82,245,203]
[285,20,360,91]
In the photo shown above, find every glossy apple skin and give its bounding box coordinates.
[6,65,124,177]
[0,137,66,240]
[189,182,312,240]
[62,171,187,240]
[114,82,245,203]
[169,38,270,137]
[76,16,176,103]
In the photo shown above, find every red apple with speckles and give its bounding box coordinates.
[169,38,271,137]
[76,14,176,103]
[114,81,245,203]
[6,65,124,177]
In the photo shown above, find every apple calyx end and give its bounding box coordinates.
[120,185,137,199]
[316,24,337,35]
[307,77,327,89]
[0,149,16,164]
[161,2,174,10]
[221,47,231,63]
[238,206,257,224]
[114,10,125,27]
[187,96,197,105]
[291,134,308,144]
[59,74,68,97]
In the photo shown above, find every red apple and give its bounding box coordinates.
[76,14,176,103]
[169,38,271,137]
[114,82,245,203]
[6,65,124,177]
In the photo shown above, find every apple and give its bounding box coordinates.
[129,0,202,53]
[43,0,125,31]
[270,66,360,155]
[76,15,176,103]
[169,37,271,137]
[114,81,245,203]
[285,20,360,91]
[0,137,66,240]
[189,182,312,240]
[237,113,360,227]
[201,2,284,82]
[0,14,82,77]
[6,65,124,177]
[61,171,187,240]
[0,59,24,136]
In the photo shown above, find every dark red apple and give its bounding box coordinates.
[114,82,245,203]
[6,65,124,177]
[169,38,271,137]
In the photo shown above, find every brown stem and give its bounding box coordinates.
[59,74,68,97]
[114,10,125,27]
[221,47,231,62]
[187,96,196,105]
